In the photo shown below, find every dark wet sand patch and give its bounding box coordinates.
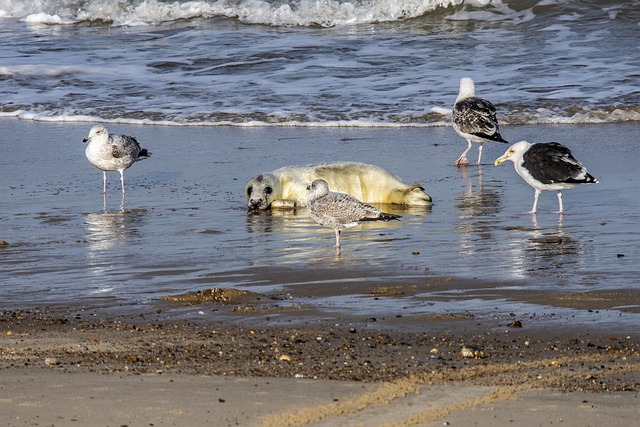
[1,309,638,392]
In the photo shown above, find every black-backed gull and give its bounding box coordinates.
[452,77,508,166]
[495,141,598,214]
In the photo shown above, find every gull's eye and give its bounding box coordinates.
[264,186,272,194]
[246,186,253,196]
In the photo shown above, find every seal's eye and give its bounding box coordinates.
[264,186,272,194]
[246,186,253,196]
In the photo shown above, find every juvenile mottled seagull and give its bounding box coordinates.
[83,125,151,194]
[495,141,598,214]
[306,179,401,248]
[452,77,508,166]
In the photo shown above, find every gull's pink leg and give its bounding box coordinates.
[455,140,472,166]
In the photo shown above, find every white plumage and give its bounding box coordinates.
[452,77,508,166]
[83,125,151,195]
[306,179,400,248]
[495,141,598,214]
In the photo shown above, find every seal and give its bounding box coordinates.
[245,162,432,210]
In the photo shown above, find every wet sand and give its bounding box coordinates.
[1,308,639,426]
[1,120,639,425]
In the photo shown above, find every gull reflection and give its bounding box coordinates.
[244,203,431,259]
[82,208,148,295]
[454,166,502,256]
[245,203,431,236]
[84,208,147,252]
[99,192,126,213]
[503,215,582,280]
[524,215,581,271]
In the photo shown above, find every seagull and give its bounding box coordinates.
[495,141,598,214]
[83,125,151,195]
[452,77,508,166]
[306,179,401,248]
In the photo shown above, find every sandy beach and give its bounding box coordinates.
[2,1,640,423]
[1,308,639,426]
[1,120,639,426]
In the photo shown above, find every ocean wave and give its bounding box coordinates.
[3,105,639,128]
[0,0,465,27]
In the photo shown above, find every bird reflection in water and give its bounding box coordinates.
[246,202,431,234]
[245,203,431,257]
[99,192,126,213]
[455,166,502,255]
[84,207,147,252]
[523,214,582,274]
[499,209,584,282]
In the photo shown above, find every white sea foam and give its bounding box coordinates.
[1,0,463,27]
[4,105,638,128]
[446,0,534,24]
[22,12,74,25]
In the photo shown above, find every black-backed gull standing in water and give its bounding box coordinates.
[83,125,151,195]
[452,77,508,166]
[495,141,598,214]
[306,179,401,249]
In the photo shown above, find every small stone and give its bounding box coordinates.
[278,354,291,362]
[508,320,523,328]
[460,345,484,358]
[44,357,58,366]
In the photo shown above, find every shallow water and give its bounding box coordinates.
[1,120,639,330]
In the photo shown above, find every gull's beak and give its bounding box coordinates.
[82,137,89,144]
[494,155,506,166]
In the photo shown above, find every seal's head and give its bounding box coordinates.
[245,173,279,210]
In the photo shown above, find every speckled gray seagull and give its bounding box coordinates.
[83,125,151,194]
[307,179,401,248]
